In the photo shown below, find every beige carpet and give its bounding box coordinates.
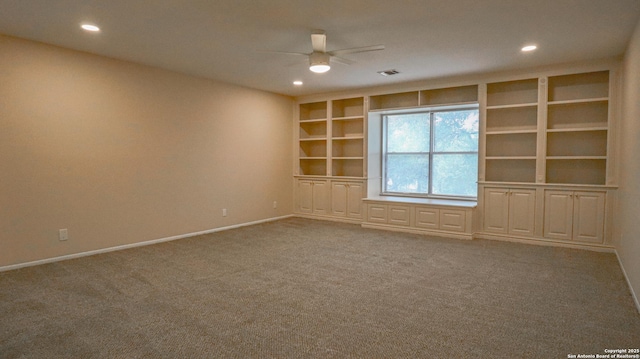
[1,217,639,358]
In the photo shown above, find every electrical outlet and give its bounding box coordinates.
[59,229,69,241]
[222,208,228,217]
[273,201,277,209]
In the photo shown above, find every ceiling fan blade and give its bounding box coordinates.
[331,56,355,65]
[260,50,308,56]
[311,30,326,52]
[329,45,385,56]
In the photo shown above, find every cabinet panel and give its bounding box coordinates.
[389,205,411,226]
[573,191,605,243]
[543,190,606,243]
[508,189,536,236]
[332,181,364,219]
[483,188,509,234]
[415,207,439,229]
[312,181,329,215]
[440,209,466,232]
[331,182,348,217]
[346,182,364,219]
[297,180,314,214]
[483,187,536,236]
[544,191,574,240]
[367,204,388,223]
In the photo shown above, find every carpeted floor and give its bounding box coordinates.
[1,217,639,358]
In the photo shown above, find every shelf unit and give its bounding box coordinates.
[369,85,478,111]
[299,101,328,176]
[331,97,365,177]
[545,71,609,185]
[369,91,419,111]
[420,85,478,106]
[296,97,366,222]
[297,97,366,178]
[484,78,539,183]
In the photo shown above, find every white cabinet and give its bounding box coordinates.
[543,190,605,243]
[439,209,467,233]
[296,178,364,222]
[297,179,329,215]
[388,205,411,226]
[363,199,475,239]
[331,181,363,219]
[483,187,536,236]
[366,203,388,223]
[415,207,439,229]
[365,202,414,226]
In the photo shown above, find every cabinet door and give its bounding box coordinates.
[544,190,573,240]
[508,189,536,236]
[573,191,605,243]
[440,209,466,232]
[346,182,364,219]
[389,205,410,226]
[483,188,509,234]
[415,206,439,229]
[367,204,388,223]
[331,182,348,217]
[312,180,329,215]
[297,180,313,214]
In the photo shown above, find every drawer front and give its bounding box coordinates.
[415,207,439,229]
[367,204,388,223]
[388,205,411,226]
[440,209,466,232]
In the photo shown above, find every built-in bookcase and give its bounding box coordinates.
[298,97,365,177]
[299,101,328,176]
[482,70,611,186]
[484,78,539,183]
[331,97,365,177]
[545,71,609,185]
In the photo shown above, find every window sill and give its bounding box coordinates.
[364,195,477,208]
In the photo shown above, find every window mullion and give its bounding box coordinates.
[428,112,435,196]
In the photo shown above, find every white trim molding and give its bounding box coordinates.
[615,250,640,314]
[0,215,294,273]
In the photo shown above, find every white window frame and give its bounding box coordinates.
[381,104,479,200]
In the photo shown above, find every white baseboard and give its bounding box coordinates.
[474,232,616,253]
[614,250,640,314]
[0,215,294,273]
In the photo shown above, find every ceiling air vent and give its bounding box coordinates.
[378,69,400,76]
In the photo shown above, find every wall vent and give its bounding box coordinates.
[378,69,400,76]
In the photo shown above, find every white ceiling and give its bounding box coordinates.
[1,0,639,97]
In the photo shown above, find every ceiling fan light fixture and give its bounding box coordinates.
[81,23,100,32]
[309,52,331,73]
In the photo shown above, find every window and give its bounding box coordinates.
[383,107,479,198]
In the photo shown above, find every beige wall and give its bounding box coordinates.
[0,35,294,267]
[617,19,640,307]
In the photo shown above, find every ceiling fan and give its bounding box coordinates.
[273,30,385,73]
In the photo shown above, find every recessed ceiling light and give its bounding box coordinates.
[293,81,303,86]
[81,24,100,32]
[521,45,537,52]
